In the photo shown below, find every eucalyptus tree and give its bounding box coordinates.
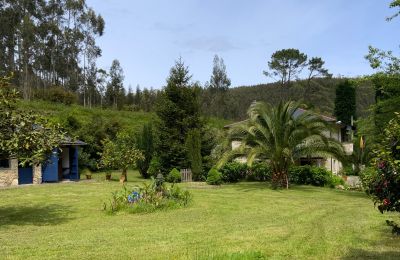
[220,101,345,189]
[105,59,125,109]
[0,0,105,103]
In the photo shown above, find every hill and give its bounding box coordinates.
[202,78,376,120]
[17,100,231,131]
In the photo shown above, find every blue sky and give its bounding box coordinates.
[87,0,400,89]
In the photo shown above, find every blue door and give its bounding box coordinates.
[69,147,79,180]
[42,149,59,182]
[18,167,33,185]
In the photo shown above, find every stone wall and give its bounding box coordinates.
[0,159,18,186]
[33,164,42,184]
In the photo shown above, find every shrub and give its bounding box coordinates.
[219,162,248,183]
[206,168,222,185]
[248,162,272,181]
[45,86,77,105]
[289,166,339,187]
[326,174,345,188]
[104,178,192,214]
[341,165,357,176]
[166,168,181,183]
[359,167,377,190]
[148,157,162,177]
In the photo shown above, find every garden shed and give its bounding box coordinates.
[0,139,86,187]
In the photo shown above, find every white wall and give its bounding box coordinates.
[62,148,70,168]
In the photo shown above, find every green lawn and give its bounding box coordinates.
[0,171,399,259]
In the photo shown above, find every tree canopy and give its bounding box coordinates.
[0,76,64,165]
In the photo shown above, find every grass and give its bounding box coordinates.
[1,170,399,259]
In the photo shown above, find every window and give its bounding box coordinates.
[0,158,10,168]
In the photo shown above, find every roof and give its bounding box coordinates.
[224,108,341,129]
[60,136,87,146]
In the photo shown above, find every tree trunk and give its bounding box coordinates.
[284,172,289,189]
[119,168,127,183]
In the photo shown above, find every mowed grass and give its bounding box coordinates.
[0,171,399,259]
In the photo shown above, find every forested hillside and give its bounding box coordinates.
[201,77,375,120]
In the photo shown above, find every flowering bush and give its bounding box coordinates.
[104,178,192,214]
[363,113,400,235]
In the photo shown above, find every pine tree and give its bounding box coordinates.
[155,58,202,173]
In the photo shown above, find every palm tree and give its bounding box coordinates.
[219,101,345,189]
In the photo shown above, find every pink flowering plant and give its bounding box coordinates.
[363,113,400,234]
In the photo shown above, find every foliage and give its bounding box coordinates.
[219,162,248,183]
[104,178,192,214]
[289,166,343,187]
[220,101,345,188]
[206,168,223,185]
[135,123,154,178]
[185,129,202,180]
[264,48,308,86]
[81,168,92,176]
[0,76,64,166]
[341,165,357,176]
[388,0,400,20]
[371,74,400,132]
[334,80,356,125]
[99,131,144,182]
[359,167,378,190]
[43,86,78,105]
[148,156,162,177]
[363,114,400,234]
[247,162,272,181]
[0,0,104,103]
[307,57,332,82]
[155,58,203,173]
[365,46,400,74]
[166,168,181,183]
[105,59,125,109]
[202,55,231,119]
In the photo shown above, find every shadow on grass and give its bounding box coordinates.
[342,248,400,259]
[229,182,369,198]
[0,204,75,228]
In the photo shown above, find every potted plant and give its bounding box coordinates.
[105,170,112,181]
[82,168,92,180]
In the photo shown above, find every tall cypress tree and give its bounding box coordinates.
[135,123,154,178]
[334,80,356,125]
[155,58,202,173]
[186,129,202,180]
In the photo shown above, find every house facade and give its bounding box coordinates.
[225,108,354,174]
[0,140,85,187]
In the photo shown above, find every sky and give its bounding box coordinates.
[86,0,400,89]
